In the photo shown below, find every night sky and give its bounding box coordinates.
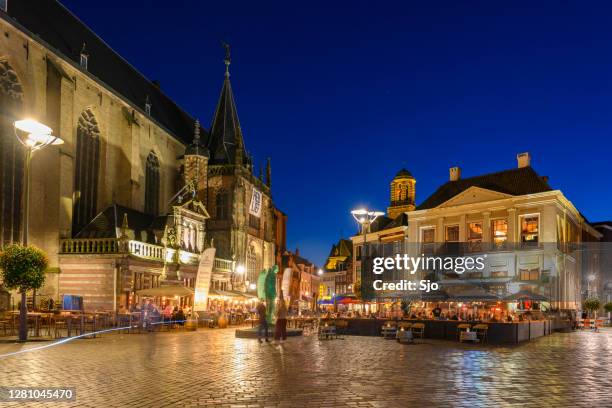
[62,0,612,266]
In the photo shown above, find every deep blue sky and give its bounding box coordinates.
[62,0,612,266]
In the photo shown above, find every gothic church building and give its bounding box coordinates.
[0,0,276,310]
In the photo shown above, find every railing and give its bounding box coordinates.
[128,240,164,261]
[59,238,233,271]
[214,257,233,272]
[60,238,119,254]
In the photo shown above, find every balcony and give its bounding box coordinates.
[59,237,233,270]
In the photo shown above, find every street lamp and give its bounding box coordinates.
[351,208,384,303]
[317,268,323,276]
[587,274,596,297]
[13,119,64,246]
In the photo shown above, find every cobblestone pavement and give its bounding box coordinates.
[0,328,610,408]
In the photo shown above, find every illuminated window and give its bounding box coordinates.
[521,215,539,243]
[445,225,459,242]
[491,270,508,278]
[467,222,482,242]
[519,268,539,281]
[491,219,508,245]
[421,227,435,243]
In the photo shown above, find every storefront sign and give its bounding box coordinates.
[193,247,216,311]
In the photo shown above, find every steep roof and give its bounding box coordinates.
[207,70,245,165]
[75,204,159,242]
[4,0,201,144]
[417,166,552,210]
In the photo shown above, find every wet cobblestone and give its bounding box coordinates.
[0,328,610,407]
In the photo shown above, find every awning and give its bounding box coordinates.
[208,289,258,300]
[449,287,500,302]
[504,290,549,302]
[136,285,194,297]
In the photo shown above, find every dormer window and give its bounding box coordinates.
[145,95,152,116]
[80,43,89,70]
[1,0,7,13]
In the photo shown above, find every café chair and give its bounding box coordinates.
[411,323,425,339]
[381,321,398,339]
[456,323,471,340]
[473,324,489,344]
[335,319,348,339]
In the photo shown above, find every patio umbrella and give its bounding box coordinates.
[338,297,361,305]
[451,287,500,302]
[504,290,549,302]
[136,285,194,297]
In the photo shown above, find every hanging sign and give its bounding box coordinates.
[249,188,263,217]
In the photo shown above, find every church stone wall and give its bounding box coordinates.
[0,18,186,268]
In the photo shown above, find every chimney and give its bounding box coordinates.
[449,166,461,181]
[517,152,531,168]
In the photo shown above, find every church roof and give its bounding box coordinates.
[207,69,245,165]
[75,204,160,243]
[394,168,414,179]
[417,166,552,210]
[4,0,200,144]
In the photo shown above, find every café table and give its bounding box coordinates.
[318,324,336,340]
[460,330,479,343]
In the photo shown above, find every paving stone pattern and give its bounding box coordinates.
[0,328,610,407]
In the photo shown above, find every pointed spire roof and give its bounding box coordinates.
[208,44,246,165]
[185,119,209,157]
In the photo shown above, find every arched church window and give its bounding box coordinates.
[72,109,101,236]
[215,189,228,220]
[144,152,160,215]
[0,59,24,245]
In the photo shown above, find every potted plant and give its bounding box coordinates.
[0,244,48,341]
[582,298,601,319]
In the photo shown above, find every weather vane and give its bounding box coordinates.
[222,41,231,76]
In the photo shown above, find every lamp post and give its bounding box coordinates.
[13,119,64,246]
[232,264,245,291]
[351,208,384,310]
[587,274,596,298]
[12,119,63,321]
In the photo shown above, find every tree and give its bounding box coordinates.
[0,244,48,341]
[582,297,601,318]
[604,302,612,314]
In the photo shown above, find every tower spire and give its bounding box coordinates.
[193,118,201,144]
[266,157,272,188]
[208,42,245,167]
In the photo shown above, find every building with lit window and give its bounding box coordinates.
[352,152,603,311]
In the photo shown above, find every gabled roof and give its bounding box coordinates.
[327,238,353,258]
[5,0,201,144]
[417,166,552,210]
[75,204,159,242]
[207,71,245,165]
